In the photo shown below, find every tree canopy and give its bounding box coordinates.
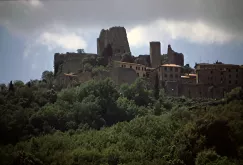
[0,74,243,165]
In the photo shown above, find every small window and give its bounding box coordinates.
[221,72,223,75]
[164,67,167,71]
[143,74,145,77]
[130,66,132,69]
[136,67,137,70]
[236,69,238,72]
[229,69,231,72]
[229,80,231,84]
[211,70,213,74]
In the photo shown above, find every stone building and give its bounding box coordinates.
[181,74,197,84]
[195,63,243,88]
[158,64,182,82]
[97,26,131,56]
[163,62,243,99]
[113,61,147,78]
[167,45,184,66]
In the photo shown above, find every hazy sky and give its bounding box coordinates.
[1,0,243,83]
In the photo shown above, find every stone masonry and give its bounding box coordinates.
[97,26,131,56]
[53,26,243,99]
[167,44,184,66]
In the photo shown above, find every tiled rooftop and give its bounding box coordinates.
[161,64,181,67]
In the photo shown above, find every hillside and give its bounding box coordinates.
[0,72,243,165]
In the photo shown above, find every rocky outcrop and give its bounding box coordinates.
[97,26,131,56]
[167,45,184,66]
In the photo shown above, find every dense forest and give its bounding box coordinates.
[0,70,243,165]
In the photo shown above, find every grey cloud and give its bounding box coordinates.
[0,0,243,37]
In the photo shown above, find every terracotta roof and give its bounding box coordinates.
[189,74,197,77]
[181,76,190,79]
[162,64,181,67]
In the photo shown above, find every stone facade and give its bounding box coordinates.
[181,74,197,84]
[163,63,243,99]
[167,45,184,66]
[111,67,137,86]
[97,26,131,56]
[113,61,147,78]
[195,63,243,88]
[157,64,182,82]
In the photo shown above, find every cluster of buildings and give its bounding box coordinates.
[54,26,243,99]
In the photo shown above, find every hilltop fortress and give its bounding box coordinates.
[54,26,243,99]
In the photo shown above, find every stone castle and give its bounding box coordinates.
[54,26,243,99]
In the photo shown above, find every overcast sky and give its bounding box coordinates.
[1,0,243,83]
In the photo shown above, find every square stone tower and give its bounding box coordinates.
[150,41,161,68]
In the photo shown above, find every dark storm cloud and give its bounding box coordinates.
[0,0,243,37]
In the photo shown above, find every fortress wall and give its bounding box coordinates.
[178,84,225,99]
[111,67,137,85]
[55,53,97,75]
[164,81,179,96]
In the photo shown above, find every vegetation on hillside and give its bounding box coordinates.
[0,72,243,165]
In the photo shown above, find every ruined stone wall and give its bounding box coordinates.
[150,42,161,68]
[97,26,131,56]
[54,53,97,76]
[164,81,179,96]
[178,84,225,99]
[77,72,93,83]
[167,45,184,66]
[111,67,137,85]
[164,82,224,99]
